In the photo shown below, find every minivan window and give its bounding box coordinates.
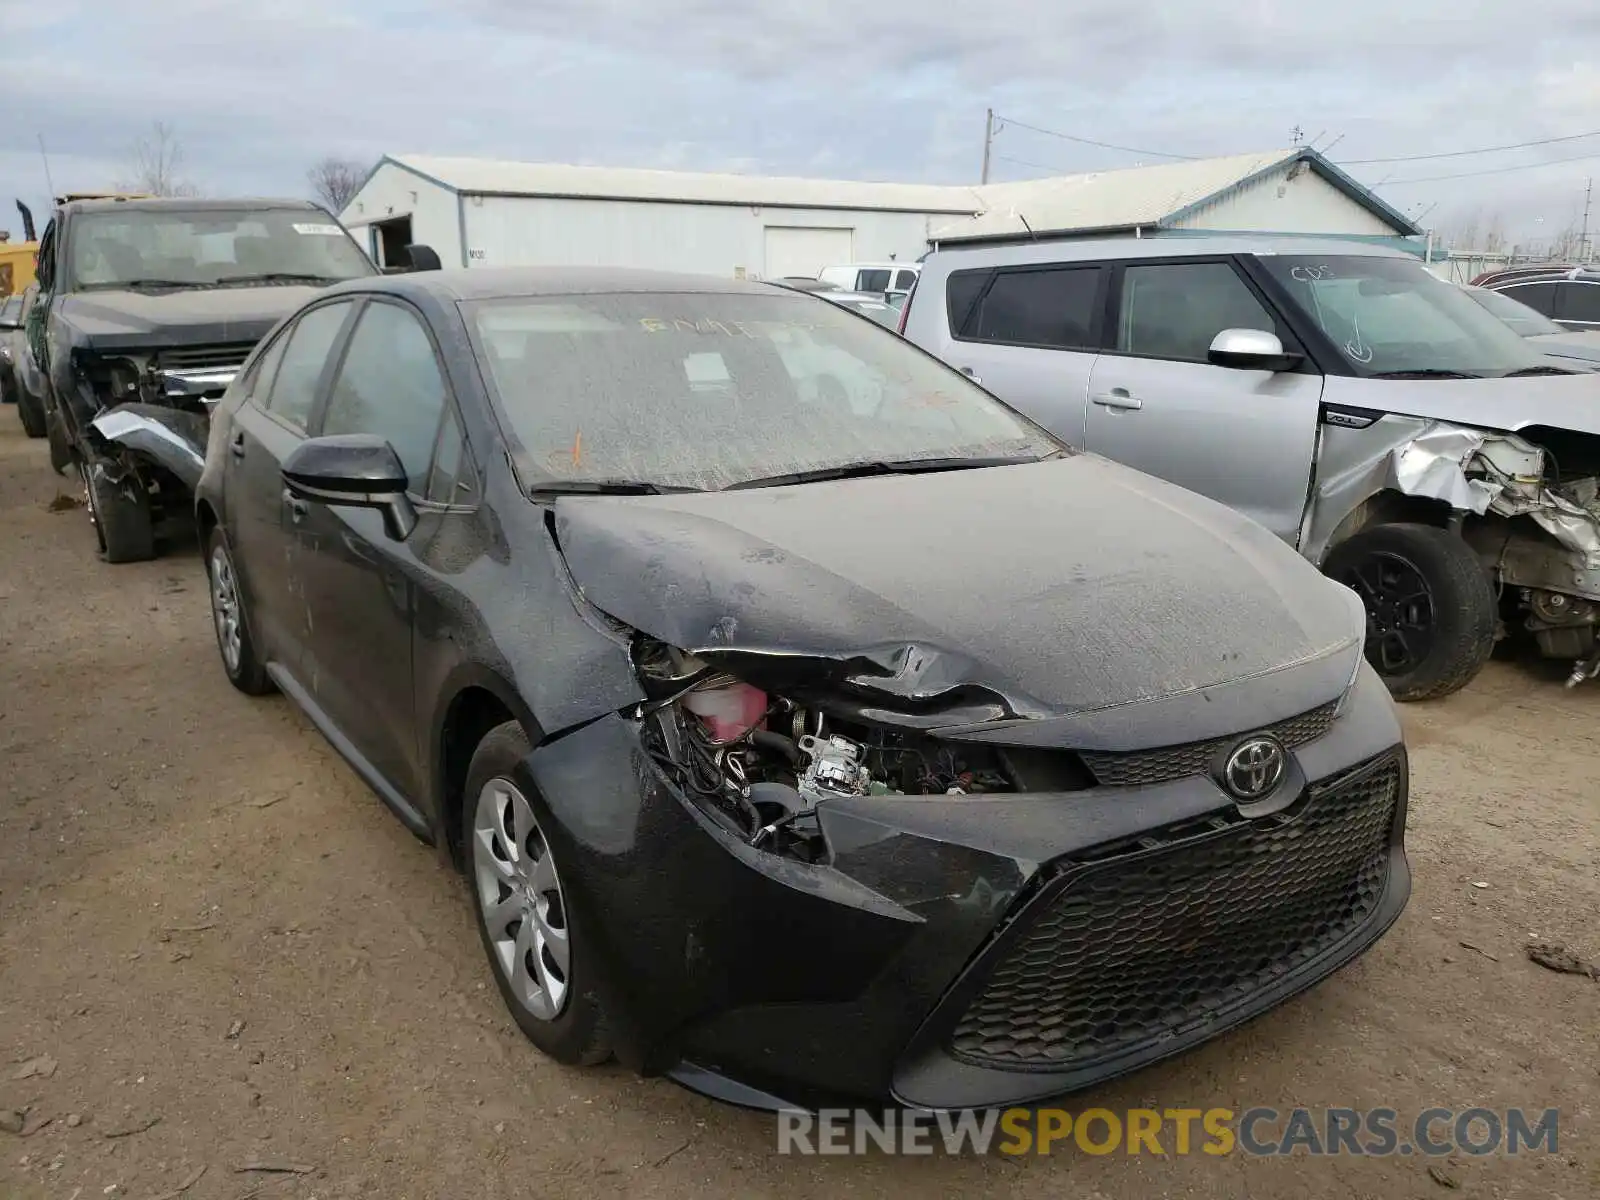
[1118,262,1275,362]
[1463,286,1566,337]
[894,269,918,291]
[959,266,1102,350]
[857,269,892,293]
[1262,255,1552,378]
[1558,281,1600,325]
[1498,282,1557,317]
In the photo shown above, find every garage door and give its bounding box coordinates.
[763,226,854,280]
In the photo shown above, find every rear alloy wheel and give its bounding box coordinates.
[1324,522,1497,701]
[464,722,612,1066]
[79,458,155,564]
[206,527,273,695]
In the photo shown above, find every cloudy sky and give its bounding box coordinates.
[4,0,1599,246]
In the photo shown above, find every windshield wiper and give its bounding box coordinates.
[1500,365,1581,377]
[530,479,703,499]
[214,272,339,286]
[722,452,1056,491]
[1369,369,1484,379]
[87,278,198,291]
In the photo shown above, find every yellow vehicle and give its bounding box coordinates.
[0,240,38,298]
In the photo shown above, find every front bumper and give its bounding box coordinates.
[522,666,1409,1110]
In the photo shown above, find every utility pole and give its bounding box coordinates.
[1582,177,1593,263]
[980,108,994,185]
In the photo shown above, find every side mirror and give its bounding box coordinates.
[281,434,417,541]
[404,243,442,272]
[1207,328,1303,372]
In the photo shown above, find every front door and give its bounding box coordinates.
[1083,259,1324,545]
[227,299,357,666]
[293,297,452,802]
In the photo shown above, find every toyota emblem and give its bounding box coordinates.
[1222,736,1286,801]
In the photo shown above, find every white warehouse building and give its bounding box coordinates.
[339,148,1423,277]
[339,155,985,276]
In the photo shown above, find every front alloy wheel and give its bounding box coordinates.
[204,527,272,695]
[472,778,571,1022]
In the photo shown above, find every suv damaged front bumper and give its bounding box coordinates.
[89,404,210,492]
[515,665,1409,1111]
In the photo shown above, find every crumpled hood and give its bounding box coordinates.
[58,285,325,352]
[554,455,1364,722]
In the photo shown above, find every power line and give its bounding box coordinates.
[991,114,1197,161]
[1380,149,1600,186]
[1343,128,1600,165]
[991,152,1070,175]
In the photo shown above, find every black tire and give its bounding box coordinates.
[462,721,613,1067]
[80,459,156,564]
[45,396,72,475]
[1324,521,1497,701]
[16,383,47,439]
[205,526,273,695]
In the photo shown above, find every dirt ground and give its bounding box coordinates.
[0,418,1596,1200]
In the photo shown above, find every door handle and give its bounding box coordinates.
[282,488,308,521]
[229,431,246,458]
[1091,388,1143,411]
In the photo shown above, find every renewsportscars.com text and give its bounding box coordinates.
[776,1106,1560,1157]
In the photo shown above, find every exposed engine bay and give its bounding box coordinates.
[633,640,1090,862]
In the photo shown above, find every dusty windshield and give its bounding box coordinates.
[468,291,1060,491]
[1259,255,1553,377]
[68,208,374,290]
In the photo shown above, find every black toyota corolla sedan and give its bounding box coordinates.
[195,266,1409,1111]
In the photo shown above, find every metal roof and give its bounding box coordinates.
[354,148,1417,241]
[383,154,986,215]
[929,148,1420,243]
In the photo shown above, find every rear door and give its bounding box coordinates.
[225,299,357,667]
[292,297,453,802]
[1083,257,1323,545]
[935,262,1106,448]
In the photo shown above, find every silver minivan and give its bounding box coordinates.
[902,235,1600,698]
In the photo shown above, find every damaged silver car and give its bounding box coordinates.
[903,236,1600,697]
[8,196,377,562]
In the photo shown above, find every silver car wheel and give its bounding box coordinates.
[208,545,243,674]
[472,778,570,1022]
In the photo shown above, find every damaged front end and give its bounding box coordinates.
[73,343,243,490]
[1312,420,1600,686]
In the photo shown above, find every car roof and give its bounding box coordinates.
[923,234,1416,267]
[329,266,797,303]
[61,197,326,216]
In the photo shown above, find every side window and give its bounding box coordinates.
[266,301,353,431]
[424,412,475,505]
[961,266,1103,350]
[321,300,449,491]
[1557,282,1600,325]
[35,221,56,291]
[1502,282,1557,316]
[857,269,892,293]
[242,332,289,404]
[895,269,918,291]
[1117,262,1275,362]
[946,270,990,335]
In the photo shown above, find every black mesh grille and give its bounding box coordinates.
[948,754,1401,1071]
[157,343,256,372]
[1081,701,1337,788]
